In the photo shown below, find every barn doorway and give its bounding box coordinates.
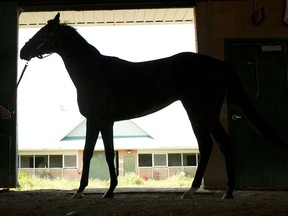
[17,9,198,182]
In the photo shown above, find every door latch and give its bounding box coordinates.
[232,114,243,121]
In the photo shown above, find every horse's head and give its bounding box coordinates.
[20,13,61,61]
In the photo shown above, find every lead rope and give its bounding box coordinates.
[9,61,30,115]
[16,61,29,88]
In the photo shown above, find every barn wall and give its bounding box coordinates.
[0,1,18,188]
[196,0,287,59]
[195,0,288,189]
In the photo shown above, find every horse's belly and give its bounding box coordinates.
[112,96,176,121]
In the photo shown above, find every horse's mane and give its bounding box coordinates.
[59,22,100,54]
[59,23,84,42]
[61,22,77,31]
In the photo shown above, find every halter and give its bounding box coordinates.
[28,23,59,59]
[29,38,53,59]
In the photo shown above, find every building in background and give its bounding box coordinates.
[18,115,199,180]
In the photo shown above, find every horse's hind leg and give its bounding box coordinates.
[101,122,118,198]
[181,111,214,199]
[210,119,235,199]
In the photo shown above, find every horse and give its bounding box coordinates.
[20,13,286,200]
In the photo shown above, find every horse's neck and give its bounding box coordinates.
[56,27,101,88]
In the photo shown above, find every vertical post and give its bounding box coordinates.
[0,1,18,188]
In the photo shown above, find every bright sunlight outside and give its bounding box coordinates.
[17,23,197,149]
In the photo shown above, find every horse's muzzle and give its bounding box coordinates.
[20,42,34,61]
[20,48,32,61]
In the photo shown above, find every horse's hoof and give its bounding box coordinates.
[71,192,84,200]
[181,187,199,199]
[222,193,234,200]
[181,191,193,199]
[103,192,114,198]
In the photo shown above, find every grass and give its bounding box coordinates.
[17,172,192,191]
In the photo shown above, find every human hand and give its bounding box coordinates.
[0,105,11,119]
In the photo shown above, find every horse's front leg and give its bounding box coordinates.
[71,119,100,199]
[101,122,118,198]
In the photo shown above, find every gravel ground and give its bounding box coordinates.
[0,188,287,216]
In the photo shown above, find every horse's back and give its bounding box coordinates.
[94,52,230,120]
[104,52,228,84]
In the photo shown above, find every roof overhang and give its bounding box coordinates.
[18,0,195,27]
[19,8,194,27]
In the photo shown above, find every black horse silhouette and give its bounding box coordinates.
[20,13,286,200]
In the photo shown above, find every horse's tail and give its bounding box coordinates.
[227,67,287,152]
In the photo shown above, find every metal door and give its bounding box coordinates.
[226,40,288,189]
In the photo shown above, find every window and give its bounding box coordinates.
[138,153,198,168]
[183,153,197,166]
[168,154,182,166]
[19,154,77,169]
[64,155,77,168]
[20,155,33,168]
[49,155,63,168]
[138,154,152,167]
[153,154,167,167]
[35,155,48,168]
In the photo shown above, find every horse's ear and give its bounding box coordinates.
[47,13,60,24]
[54,12,60,23]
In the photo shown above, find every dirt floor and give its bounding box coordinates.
[0,188,287,216]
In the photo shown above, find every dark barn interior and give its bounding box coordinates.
[0,0,288,215]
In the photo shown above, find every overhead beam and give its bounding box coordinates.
[18,0,196,12]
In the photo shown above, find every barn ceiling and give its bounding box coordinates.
[19,8,194,27]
